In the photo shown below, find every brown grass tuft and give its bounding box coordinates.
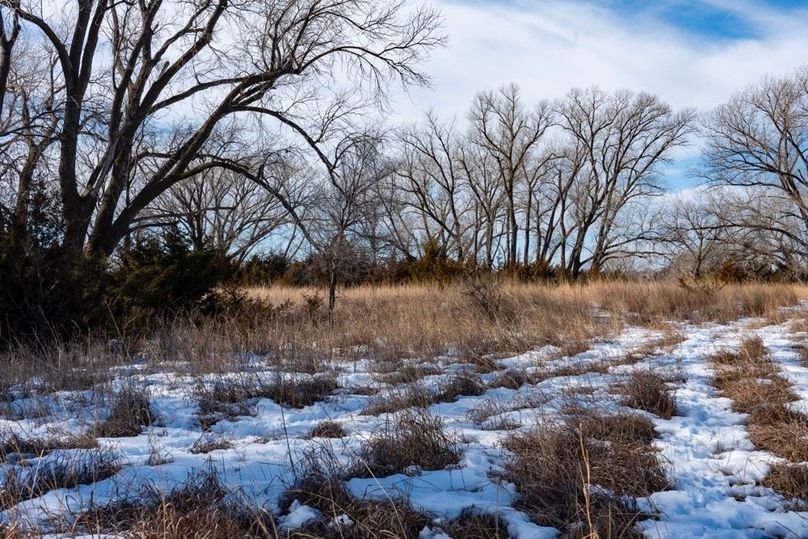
[716,374,797,415]
[620,371,679,419]
[434,372,486,402]
[488,368,536,390]
[505,410,668,537]
[763,464,808,508]
[794,344,808,368]
[572,411,659,450]
[96,385,154,438]
[360,383,434,416]
[75,466,277,538]
[1,447,120,511]
[739,336,767,362]
[196,374,338,429]
[282,448,432,537]
[442,509,509,538]
[360,408,460,477]
[0,431,97,463]
[466,397,523,431]
[361,373,486,416]
[308,420,346,439]
[747,407,808,462]
[188,434,233,454]
[709,349,742,366]
[373,363,440,385]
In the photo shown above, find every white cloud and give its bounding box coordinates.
[389,0,808,123]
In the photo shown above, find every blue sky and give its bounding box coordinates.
[389,0,808,190]
[599,0,805,40]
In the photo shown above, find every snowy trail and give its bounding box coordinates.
[344,326,660,539]
[2,317,808,537]
[0,325,658,538]
[638,321,808,539]
[761,323,808,411]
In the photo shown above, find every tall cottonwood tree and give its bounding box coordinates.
[397,114,473,261]
[556,88,694,277]
[703,68,808,267]
[468,84,551,266]
[0,0,443,256]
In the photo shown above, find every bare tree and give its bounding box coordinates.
[702,187,807,277]
[0,0,443,256]
[0,29,61,248]
[146,166,290,263]
[556,87,695,277]
[457,142,504,268]
[296,134,388,310]
[532,144,581,269]
[702,68,808,268]
[468,84,551,266]
[396,113,473,261]
[654,193,724,278]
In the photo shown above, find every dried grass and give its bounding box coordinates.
[361,373,485,416]
[763,464,808,509]
[434,372,486,401]
[372,363,440,385]
[619,371,679,419]
[282,448,432,538]
[188,434,233,454]
[74,466,277,538]
[710,336,808,499]
[1,447,120,511]
[360,408,460,477]
[747,407,808,462]
[0,431,97,463]
[360,383,434,416]
[308,420,346,439]
[95,385,154,438]
[195,374,338,429]
[794,344,808,368]
[442,509,510,538]
[488,368,536,390]
[505,410,669,537]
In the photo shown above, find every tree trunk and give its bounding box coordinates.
[328,264,338,316]
[523,191,532,267]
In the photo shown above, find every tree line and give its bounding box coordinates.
[1,0,807,338]
[139,74,808,284]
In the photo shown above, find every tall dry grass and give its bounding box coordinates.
[142,280,627,374]
[248,280,805,326]
[232,281,804,368]
[710,336,808,506]
[1,281,805,384]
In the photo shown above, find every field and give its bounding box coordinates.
[1,281,808,538]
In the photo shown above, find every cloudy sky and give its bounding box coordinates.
[388,0,808,188]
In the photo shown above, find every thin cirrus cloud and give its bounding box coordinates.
[391,0,808,119]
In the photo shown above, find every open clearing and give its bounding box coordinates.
[1,285,808,538]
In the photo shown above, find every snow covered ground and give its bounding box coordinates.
[1,311,807,537]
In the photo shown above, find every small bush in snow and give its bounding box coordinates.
[96,385,154,438]
[360,408,460,477]
[620,370,678,419]
[505,409,669,537]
